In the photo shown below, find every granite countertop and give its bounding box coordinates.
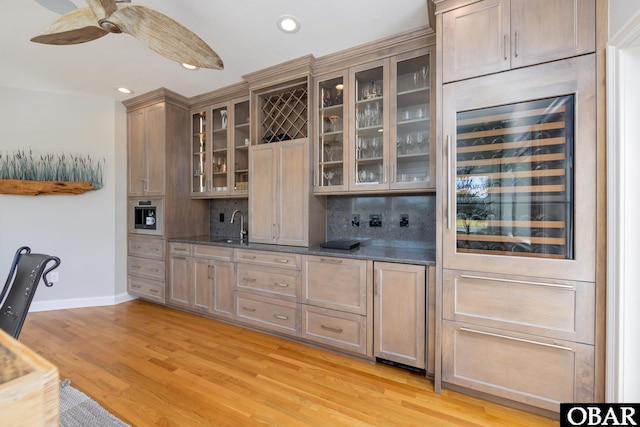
[170,235,436,266]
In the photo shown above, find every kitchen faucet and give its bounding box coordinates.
[230,209,247,241]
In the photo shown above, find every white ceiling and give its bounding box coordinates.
[1,0,432,101]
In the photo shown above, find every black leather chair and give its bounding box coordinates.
[0,246,60,339]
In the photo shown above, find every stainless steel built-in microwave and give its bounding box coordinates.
[128,199,163,236]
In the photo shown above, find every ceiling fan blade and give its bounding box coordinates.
[35,0,77,15]
[85,0,117,20]
[31,8,108,45]
[108,5,224,69]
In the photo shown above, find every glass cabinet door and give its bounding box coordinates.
[232,99,250,194]
[211,105,229,194]
[442,55,596,282]
[453,95,574,260]
[191,111,207,194]
[352,61,387,190]
[315,72,347,192]
[392,51,432,189]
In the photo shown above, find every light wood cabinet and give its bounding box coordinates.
[373,262,426,369]
[440,0,595,83]
[234,249,302,338]
[301,256,373,357]
[168,243,234,318]
[314,48,435,194]
[442,321,594,412]
[249,139,325,246]
[190,92,250,198]
[128,102,166,196]
[127,235,166,303]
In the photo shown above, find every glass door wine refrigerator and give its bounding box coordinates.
[442,55,596,282]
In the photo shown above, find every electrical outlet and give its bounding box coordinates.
[369,214,382,227]
[400,214,409,227]
[351,214,360,227]
[219,212,225,222]
[49,272,59,283]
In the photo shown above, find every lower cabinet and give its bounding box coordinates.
[373,262,426,369]
[301,255,373,358]
[168,243,234,319]
[128,235,166,303]
[233,249,301,338]
[441,269,596,412]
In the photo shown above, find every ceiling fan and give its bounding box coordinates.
[31,0,223,69]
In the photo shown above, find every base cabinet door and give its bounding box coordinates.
[169,253,190,308]
[374,262,426,369]
[442,321,594,412]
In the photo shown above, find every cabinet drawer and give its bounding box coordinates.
[235,293,299,337]
[235,249,301,269]
[302,256,368,315]
[169,242,191,256]
[236,264,299,300]
[128,276,165,303]
[129,236,165,259]
[443,269,595,344]
[128,256,165,280]
[193,244,233,260]
[301,305,370,357]
[442,320,594,412]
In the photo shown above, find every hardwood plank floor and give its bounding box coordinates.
[20,300,557,426]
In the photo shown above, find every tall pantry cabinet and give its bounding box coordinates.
[124,89,210,304]
[434,0,601,415]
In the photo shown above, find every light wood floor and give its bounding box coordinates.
[20,300,558,426]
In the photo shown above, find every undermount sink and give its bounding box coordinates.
[214,238,245,245]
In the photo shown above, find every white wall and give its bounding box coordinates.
[607,2,640,403]
[0,86,129,310]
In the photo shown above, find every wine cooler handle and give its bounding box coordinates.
[447,134,454,229]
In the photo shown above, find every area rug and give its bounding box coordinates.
[59,379,130,427]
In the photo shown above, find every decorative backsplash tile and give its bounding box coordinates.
[209,194,435,249]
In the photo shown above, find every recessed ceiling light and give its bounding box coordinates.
[277,15,300,33]
[182,63,199,70]
[116,87,133,94]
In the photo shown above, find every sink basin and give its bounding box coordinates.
[213,238,245,245]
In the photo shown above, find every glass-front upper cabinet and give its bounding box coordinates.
[314,49,433,194]
[314,70,347,193]
[391,49,433,190]
[351,59,388,191]
[190,97,250,198]
[232,99,250,195]
[442,56,596,282]
[191,111,207,194]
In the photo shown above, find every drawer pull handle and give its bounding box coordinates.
[276,259,289,264]
[274,283,289,288]
[131,265,141,269]
[274,314,289,320]
[131,284,141,289]
[173,256,187,260]
[459,274,573,289]
[241,255,256,260]
[320,325,343,334]
[149,288,159,294]
[242,306,256,312]
[459,327,573,351]
[320,258,343,264]
[132,245,141,250]
[242,277,256,283]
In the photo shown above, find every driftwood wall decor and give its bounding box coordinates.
[0,150,104,196]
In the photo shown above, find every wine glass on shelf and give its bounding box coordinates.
[419,65,429,88]
[328,115,340,132]
[323,170,335,186]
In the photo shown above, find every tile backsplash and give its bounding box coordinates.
[209,194,435,249]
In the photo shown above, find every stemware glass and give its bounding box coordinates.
[323,170,335,186]
[419,65,429,88]
[328,115,340,132]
